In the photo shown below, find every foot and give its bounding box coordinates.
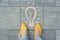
[19,23,28,37]
[34,23,43,40]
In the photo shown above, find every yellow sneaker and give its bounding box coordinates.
[19,23,28,37]
[34,23,43,38]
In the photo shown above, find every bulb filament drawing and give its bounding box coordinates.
[25,7,37,27]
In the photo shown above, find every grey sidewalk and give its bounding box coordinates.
[0,0,60,40]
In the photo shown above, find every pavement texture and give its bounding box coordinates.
[0,0,60,40]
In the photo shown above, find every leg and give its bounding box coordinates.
[35,36,42,40]
[20,36,29,40]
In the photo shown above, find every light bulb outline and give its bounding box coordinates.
[25,7,37,26]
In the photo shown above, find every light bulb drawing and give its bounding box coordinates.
[25,7,37,27]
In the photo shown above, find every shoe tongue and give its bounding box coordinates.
[35,30,41,38]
